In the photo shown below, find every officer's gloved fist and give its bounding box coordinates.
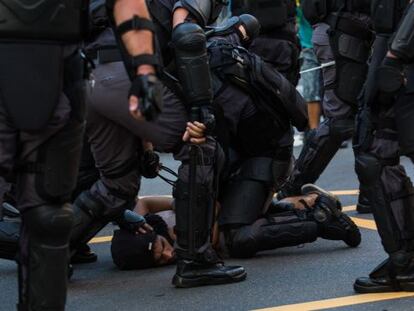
[140,150,161,179]
[377,56,405,94]
[118,210,153,234]
[129,74,163,121]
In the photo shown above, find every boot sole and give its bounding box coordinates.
[354,282,399,294]
[172,271,247,288]
[356,203,371,214]
[354,281,414,293]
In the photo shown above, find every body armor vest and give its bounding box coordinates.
[232,0,296,31]
[0,0,88,42]
[302,0,370,25]
[371,0,409,34]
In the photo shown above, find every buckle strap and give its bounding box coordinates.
[117,15,155,35]
[131,54,160,68]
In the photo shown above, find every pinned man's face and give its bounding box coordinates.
[152,235,176,266]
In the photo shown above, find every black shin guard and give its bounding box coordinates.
[70,191,122,254]
[18,204,73,311]
[355,152,402,253]
[173,180,216,262]
[280,118,353,197]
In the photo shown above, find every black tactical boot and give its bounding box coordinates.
[354,252,414,293]
[172,246,246,288]
[302,184,361,247]
[301,184,342,210]
[71,244,98,264]
[356,190,371,214]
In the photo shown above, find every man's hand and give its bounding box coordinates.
[129,74,163,121]
[137,223,153,234]
[182,121,207,144]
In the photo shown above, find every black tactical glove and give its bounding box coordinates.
[129,74,163,121]
[140,150,161,179]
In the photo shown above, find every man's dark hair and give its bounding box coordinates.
[110,214,172,270]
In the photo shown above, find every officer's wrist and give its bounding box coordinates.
[382,56,404,70]
[136,64,155,76]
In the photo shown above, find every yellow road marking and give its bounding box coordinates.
[342,205,356,212]
[89,236,112,244]
[350,217,377,231]
[330,190,359,196]
[253,292,414,311]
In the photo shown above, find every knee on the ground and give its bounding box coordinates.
[225,226,258,259]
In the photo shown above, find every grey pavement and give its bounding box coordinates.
[1,143,414,311]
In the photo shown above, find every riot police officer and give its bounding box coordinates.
[67,0,248,288]
[0,0,161,309]
[278,0,373,214]
[353,0,414,293]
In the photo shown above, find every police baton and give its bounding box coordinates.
[187,106,201,257]
[300,61,336,74]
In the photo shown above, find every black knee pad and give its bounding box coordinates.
[329,118,354,142]
[24,204,74,244]
[354,152,382,185]
[34,119,84,203]
[70,191,120,250]
[219,158,274,226]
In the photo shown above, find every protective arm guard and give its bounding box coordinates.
[172,22,214,128]
[390,3,414,63]
[106,0,163,120]
[106,0,160,77]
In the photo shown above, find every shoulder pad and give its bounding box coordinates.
[173,0,211,27]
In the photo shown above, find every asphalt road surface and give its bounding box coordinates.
[2,143,414,311]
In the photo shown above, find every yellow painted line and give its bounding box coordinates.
[342,205,356,212]
[89,236,112,244]
[350,217,377,231]
[330,190,359,196]
[253,292,414,311]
